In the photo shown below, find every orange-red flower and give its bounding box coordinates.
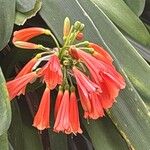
[13,27,51,42]
[53,89,70,133]
[69,89,82,134]
[33,87,50,130]
[54,86,63,119]
[13,41,41,49]
[71,48,125,112]
[7,72,37,100]
[16,57,38,78]
[13,27,51,49]
[39,54,63,89]
[89,43,113,63]
[7,19,126,133]
[84,92,104,119]
[72,66,102,117]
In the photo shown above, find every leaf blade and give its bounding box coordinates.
[0,0,15,51]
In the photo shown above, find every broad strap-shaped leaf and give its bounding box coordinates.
[90,0,150,47]
[108,81,150,150]
[8,100,43,150]
[79,0,150,103]
[125,34,150,63]
[0,0,15,51]
[0,132,9,150]
[40,0,150,104]
[82,117,128,150]
[39,0,150,149]
[16,0,36,13]
[123,0,145,16]
[0,68,11,135]
[15,0,42,25]
[48,131,68,150]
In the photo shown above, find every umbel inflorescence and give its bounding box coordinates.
[7,17,126,134]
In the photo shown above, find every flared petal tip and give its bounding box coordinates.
[32,124,50,131]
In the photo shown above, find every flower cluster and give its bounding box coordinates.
[7,17,126,134]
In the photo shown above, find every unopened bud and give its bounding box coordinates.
[80,23,85,31]
[63,17,71,37]
[74,21,82,30]
[14,41,39,49]
[75,41,89,47]
[44,29,51,35]
[76,32,84,41]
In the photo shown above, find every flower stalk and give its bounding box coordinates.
[6,17,126,134]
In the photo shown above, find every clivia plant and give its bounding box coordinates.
[7,18,126,133]
[0,1,150,150]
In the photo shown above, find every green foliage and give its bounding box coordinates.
[0,0,15,51]
[0,68,11,136]
[123,0,145,16]
[0,0,150,149]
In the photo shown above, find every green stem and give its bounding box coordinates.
[63,66,69,86]
[50,34,60,49]
[68,73,74,86]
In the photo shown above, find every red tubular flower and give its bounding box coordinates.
[84,92,104,119]
[33,87,50,130]
[73,48,125,89]
[53,89,70,133]
[16,57,38,78]
[13,41,41,49]
[54,86,63,119]
[71,48,126,110]
[7,72,37,100]
[13,27,51,42]
[72,67,102,116]
[89,43,113,63]
[69,89,82,134]
[39,54,63,89]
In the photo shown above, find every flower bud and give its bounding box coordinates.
[63,17,71,38]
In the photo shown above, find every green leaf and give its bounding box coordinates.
[123,0,145,16]
[39,0,150,149]
[90,0,150,47]
[0,133,9,150]
[8,100,43,150]
[0,68,11,136]
[15,0,42,25]
[79,0,150,103]
[16,0,36,13]
[40,0,150,104]
[0,0,15,51]
[125,34,150,62]
[82,117,128,150]
[108,82,150,150]
[48,131,68,150]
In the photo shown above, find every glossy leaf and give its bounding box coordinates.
[48,131,68,150]
[108,82,150,150]
[123,0,145,16]
[79,0,150,103]
[15,0,42,25]
[82,117,128,150]
[40,0,150,105]
[0,0,15,51]
[8,100,43,150]
[16,0,36,13]
[90,0,150,47]
[126,35,150,63]
[0,68,11,136]
[0,133,9,150]
[39,0,150,149]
